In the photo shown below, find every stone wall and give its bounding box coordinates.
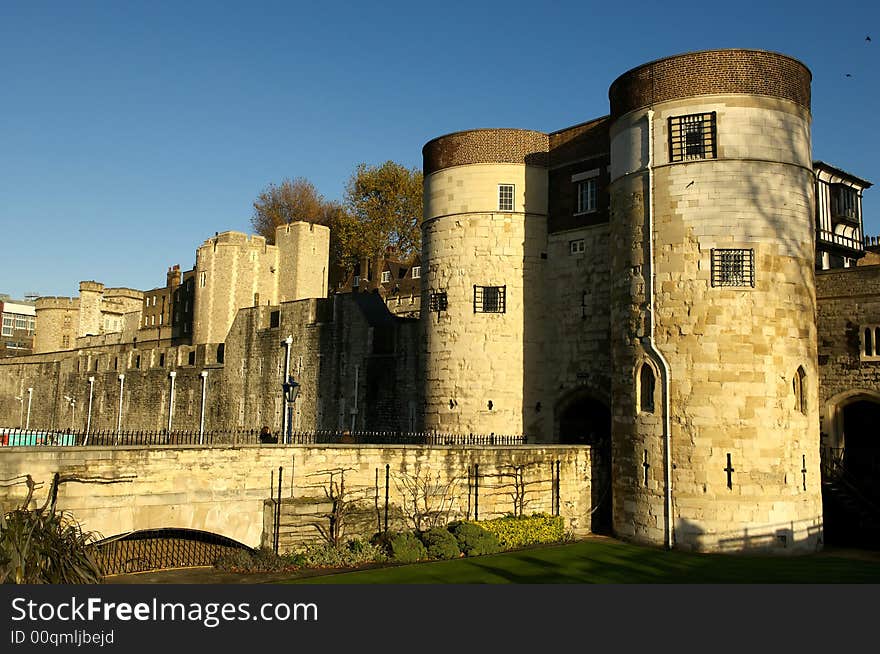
[816,265,880,445]
[0,294,421,435]
[193,232,280,345]
[0,444,593,549]
[422,160,549,438]
[608,87,823,553]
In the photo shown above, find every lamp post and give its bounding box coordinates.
[282,376,300,444]
[25,387,32,430]
[85,376,95,444]
[281,335,293,440]
[63,395,77,429]
[199,370,208,445]
[15,395,23,428]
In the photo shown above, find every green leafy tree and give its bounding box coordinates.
[343,161,423,261]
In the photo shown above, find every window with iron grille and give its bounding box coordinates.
[474,285,506,313]
[498,184,514,211]
[669,112,716,162]
[711,249,754,287]
[429,291,448,312]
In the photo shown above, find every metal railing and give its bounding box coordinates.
[0,427,527,448]
[91,528,254,575]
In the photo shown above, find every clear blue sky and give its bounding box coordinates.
[2,1,878,299]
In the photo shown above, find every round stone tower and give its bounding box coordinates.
[607,49,823,552]
[421,129,550,437]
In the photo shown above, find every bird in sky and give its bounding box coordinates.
[867,35,872,42]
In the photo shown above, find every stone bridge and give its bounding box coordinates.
[0,444,593,547]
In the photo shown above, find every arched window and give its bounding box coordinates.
[793,366,807,415]
[639,363,655,413]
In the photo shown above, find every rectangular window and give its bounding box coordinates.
[270,310,280,328]
[474,285,506,313]
[411,266,421,279]
[498,184,514,212]
[831,184,859,222]
[353,275,360,288]
[381,270,391,284]
[711,249,754,287]
[669,112,717,162]
[62,335,70,348]
[428,291,448,312]
[570,239,585,254]
[576,179,597,213]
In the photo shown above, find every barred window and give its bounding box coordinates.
[498,184,514,211]
[474,285,506,313]
[669,112,716,162]
[429,291,448,312]
[711,249,754,287]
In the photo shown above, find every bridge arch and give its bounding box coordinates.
[92,527,255,575]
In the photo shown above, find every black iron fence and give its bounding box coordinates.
[91,528,254,575]
[0,426,526,448]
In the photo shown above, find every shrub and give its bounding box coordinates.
[294,539,386,568]
[419,527,461,560]
[448,521,500,556]
[214,547,295,573]
[477,514,566,550]
[1,509,102,584]
[388,531,427,563]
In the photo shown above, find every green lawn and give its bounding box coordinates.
[283,537,880,584]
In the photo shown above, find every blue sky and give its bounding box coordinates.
[1,1,878,299]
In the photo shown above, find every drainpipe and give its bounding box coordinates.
[640,108,675,549]
[167,371,177,434]
[282,335,293,443]
[199,370,208,444]
[350,364,359,432]
[25,387,33,430]
[85,376,95,444]
[115,374,124,444]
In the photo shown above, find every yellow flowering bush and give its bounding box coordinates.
[470,514,566,550]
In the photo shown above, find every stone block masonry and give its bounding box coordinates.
[0,444,593,549]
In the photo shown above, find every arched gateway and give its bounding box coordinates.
[556,391,611,533]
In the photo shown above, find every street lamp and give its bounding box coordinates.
[14,395,23,428]
[63,395,77,429]
[281,376,300,444]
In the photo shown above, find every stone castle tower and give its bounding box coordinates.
[192,222,330,344]
[421,129,550,436]
[607,50,821,552]
[421,49,823,552]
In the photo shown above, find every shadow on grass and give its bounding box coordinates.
[284,538,880,584]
